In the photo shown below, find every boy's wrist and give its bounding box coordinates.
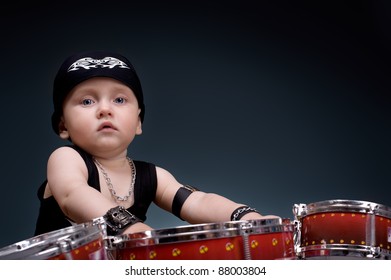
[104,206,142,235]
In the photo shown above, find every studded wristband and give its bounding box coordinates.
[230,206,260,221]
[103,206,142,235]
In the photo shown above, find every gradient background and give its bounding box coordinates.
[0,1,390,248]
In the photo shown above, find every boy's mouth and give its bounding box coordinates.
[98,122,117,131]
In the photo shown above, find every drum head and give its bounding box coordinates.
[116,220,245,248]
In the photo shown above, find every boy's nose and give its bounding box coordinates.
[97,100,112,118]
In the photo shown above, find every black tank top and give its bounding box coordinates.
[34,146,157,236]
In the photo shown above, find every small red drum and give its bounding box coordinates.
[107,221,246,260]
[0,217,108,260]
[293,199,391,259]
[107,218,295,260]
[243,218,296,260]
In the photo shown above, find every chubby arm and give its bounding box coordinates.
[47,146,115,222]
[47,146,151,233]
[154,166,279,223]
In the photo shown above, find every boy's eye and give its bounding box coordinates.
[82,99,94,106]
[114,97,126,104]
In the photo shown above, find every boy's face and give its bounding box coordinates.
[59,77,142,156]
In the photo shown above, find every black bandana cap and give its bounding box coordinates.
[51,50,145,135]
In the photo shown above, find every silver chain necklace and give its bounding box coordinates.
[93,157,136,202]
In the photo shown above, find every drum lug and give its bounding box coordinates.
[58,238,73,260]
[240,221,253,260]
[292,203,306,259]
[367,246,382,259]
[92,216,108,238]
[293,219,302,258]
[104,235,123,260]
[293,203,307,218]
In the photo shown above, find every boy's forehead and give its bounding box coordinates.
[68,77,136,96]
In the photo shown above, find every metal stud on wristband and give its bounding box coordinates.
[103,206,142,235]
[230,206,259,221]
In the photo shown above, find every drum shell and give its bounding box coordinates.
[245,218,296,260]
[108,221,246,260]
[293,199,391,259]
[108,218,295,260]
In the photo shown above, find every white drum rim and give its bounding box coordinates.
[112,218,283,249]
[293,199,391,219]
[0,220,105,260]
[242,218,293,235]
[297,244,391,259]
[114,221,246,249]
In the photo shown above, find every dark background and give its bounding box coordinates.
[0,1,390,248]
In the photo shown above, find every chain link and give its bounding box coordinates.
[93,157,136,202]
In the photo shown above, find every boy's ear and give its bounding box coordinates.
[136,109,142,135]
[58,117,70,139]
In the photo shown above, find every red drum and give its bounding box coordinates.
[0,217,108,260]
[293,199,391,259]
[243,218,296,260]
[107,221,246,260]
[107,218,295,260]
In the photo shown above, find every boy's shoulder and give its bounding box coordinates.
[49,145,82,158]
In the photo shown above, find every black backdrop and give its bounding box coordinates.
[0,1,390,248]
